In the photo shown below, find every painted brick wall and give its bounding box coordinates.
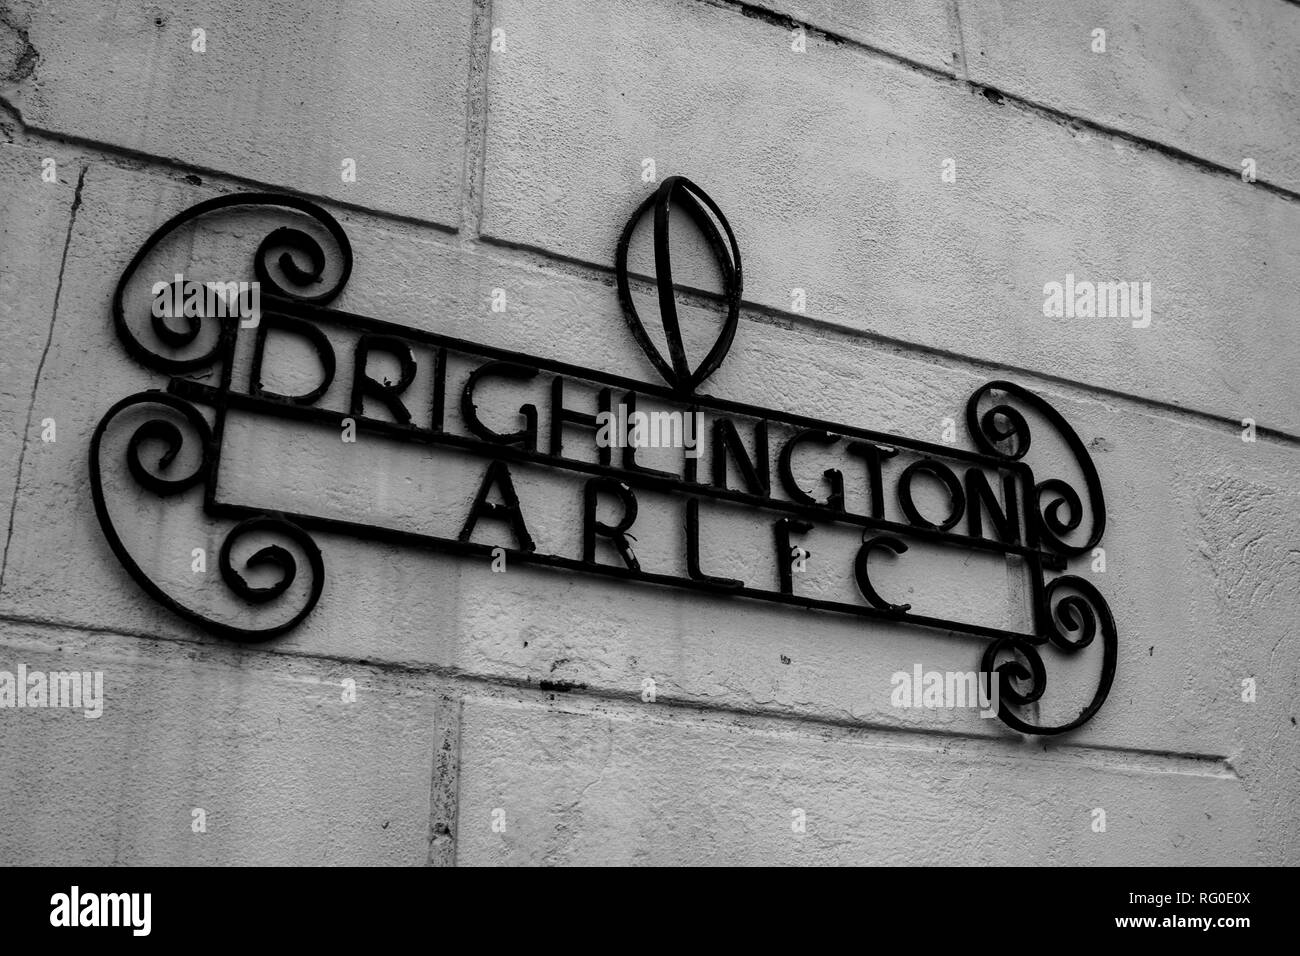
[0,0,1296,865]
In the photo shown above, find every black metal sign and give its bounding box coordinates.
[90,179,1116,734]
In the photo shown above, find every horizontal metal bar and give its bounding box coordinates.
[204,499,1045,645]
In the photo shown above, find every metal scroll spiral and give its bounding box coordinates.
[89,392,324,642]
[111,192,353,373]
[966,381,1116,735]
[966,379,1105,556]
[980,576,1117,735]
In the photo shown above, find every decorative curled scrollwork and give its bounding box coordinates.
[89,391,324,642]
[981,575,1117,735]
[219,516,314,606]
[120,394,213,495]
[112,193,353,373]
[966,380,1106,557]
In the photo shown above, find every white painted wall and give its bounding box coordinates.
[0,0,1295,865]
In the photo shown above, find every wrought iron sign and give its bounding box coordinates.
[91,178,1117,735]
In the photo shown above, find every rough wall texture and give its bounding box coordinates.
[0,0,1296,865]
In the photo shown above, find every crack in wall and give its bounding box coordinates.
[0,163,85,593]
[946,0,969,81]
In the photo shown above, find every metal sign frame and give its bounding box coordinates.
[89,181,1117,735]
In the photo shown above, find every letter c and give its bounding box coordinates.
[854,535,911,613]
